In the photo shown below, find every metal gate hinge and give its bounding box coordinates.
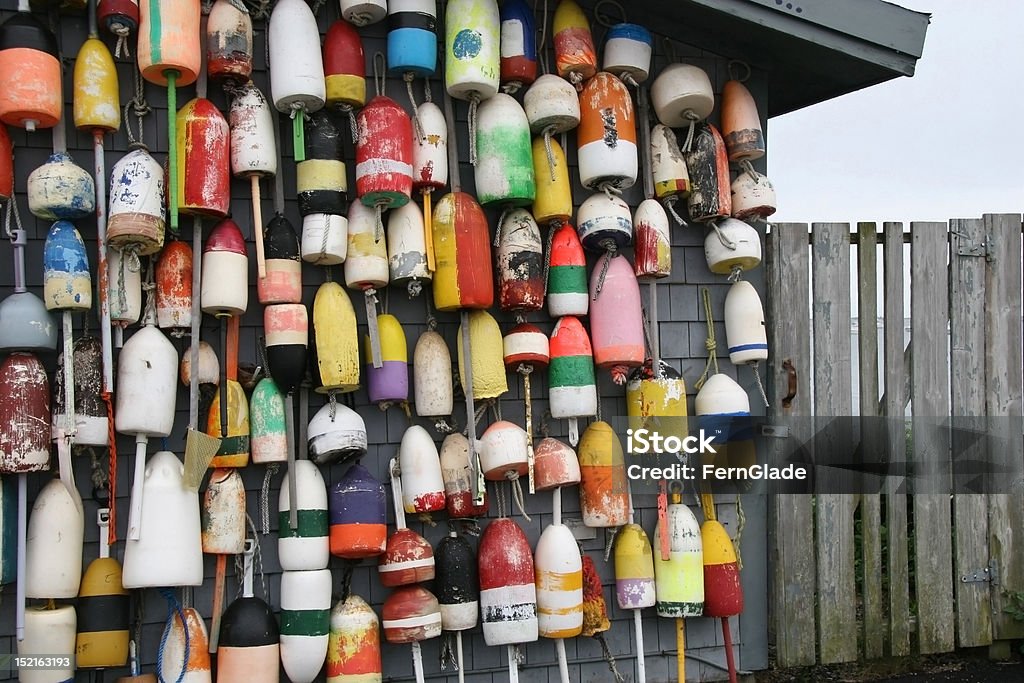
[955,234,995,262]
[960,559,999,585]
[759,424,790,438]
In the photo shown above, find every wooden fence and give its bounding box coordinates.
[765,216,1024,666]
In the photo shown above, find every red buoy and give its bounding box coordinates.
[177,98,231,218]
[356,96,414,212]
[478,517,538,646]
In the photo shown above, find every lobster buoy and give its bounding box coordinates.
[654,493,704,618]
[440,432,488,518]
[702,519,743,618]
[524,74,580,136]
[280,569,332,683]
[324,20,367,110]
[503,322,549,371]
[341,0,388,26]
[303,213,349,265]
[77,521,130,669]
[479,517,539,646]
[725,280,768,365]
[475,93,535,207]
[107,147,166,255]
[444,0,500,102]
[207,0,253,85]
[497,208,544,311]
[269,0,325,115]
[731,169,777,222]
[20,606,76,683]
[380,528,436,587]
[387,201,431,292]
[412,99,448,195]
[0,10,62,130]
[553,0,596,88]
[722,80,765,161]
[0,353,50,473]
[179,340,219,388]
[535,523,583,637]
[299,110,348,216]
[547,221,588,317]
[634,199,672,280]
[704,217,761,275]
[651,64,714,130]
[614,523,656,609]
[201,218,248,316]
[73,33,120,133]
[229,83,276,273]
[398,425,445,514]
[0,125,11,201]
[436,532,480,631]
[249,377,287,465]
[329,463,387,559]
[313,281,361,394]
[205,379,250,467]
[413,329,453,419]
[138,0,201,86]
[603,23,653,84]
[218,587,280,683]
[201,468,245,554]
[98,0,140,41]
[387,0,438,76]
[548,316,597,432]
[383,585,443,643]
[626,361,688,440]
[1,478,14,583]
[26,478,84,598]
[345,202,390,326]
[28,153,96,221]
[43,221,91,312]
[364,313,408,407]
[500,0,537,89]
[578,421,629,528]
[278,460,330,571]
[578,72,637,191]
[590,252,645,384]
[533,438,580,491]
[52,336,106,446]
[577,191,632,252]
[155,240,192,329]
[686,123,732,223]
[115,325,178,437]
[532,136,572,225]
[431,191,494,311]
[176,98,231,218]
[327,595,382,683]
[695,373,751,455]
[121,451,204,588]
[651,124,690,225]
[108,247,143,326]
[357,96,414,213]
[480,420,528,480]
[258,213,302,304]
[307,401,368,466]
[457,309,508,400]
[264,303,308,395]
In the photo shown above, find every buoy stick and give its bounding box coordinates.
[16,473,26,640]
[127,434,147,540]
[525,371,535,494]
[366,290,382,368]
[94,129,113,393]
[568,418,579,447]
[285,393,298,529]
[241,538,255,598]
[209,552,227,652]
[98,508,111,559]
[62,310,76,440]
[722,617,737,683]
[461,311,483,504]
[556,640,570,683]
[552,486,562,526]
[219,317,228,438]
[411,641,426,683]
[423,190,435,271]
[167,71,179,232]
[56,429,74,496]
[507,645,519,683]
[389,457,408,529]
[189,216,202,432]
[634,609,647,682]
[650,281,660,376]
[252,175,266,278]
[293,111,306,163]
[456,632,466,683]
[676,618,686,682]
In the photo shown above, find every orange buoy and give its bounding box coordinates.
[577,72,637,191]
[686,123,731,223]
[721,80,764,162]
[138,0,201,87]
[431,191,494,311]
[578,421,629,528]
[0,10,62,130]
[327,594,381,682]
[155,240,192,330]
[553,0,596,89]
[0,125,11,201]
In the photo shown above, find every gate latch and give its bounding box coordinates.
[961,559,999,585]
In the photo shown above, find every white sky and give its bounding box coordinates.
[768,0,1022,224]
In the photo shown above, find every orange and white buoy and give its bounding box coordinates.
[577,72,637,191]
[578,421,629,528]
[327,594,381,683]
[553,0,596,89]
[721,80,764,162]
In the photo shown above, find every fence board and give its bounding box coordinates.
[984,214,1024,640]
[767,224,816,667]
[949,218,993,648]
[883,222,911,657]
[812,223,858,664]
[910,222,955,654]
[857,223,885,659]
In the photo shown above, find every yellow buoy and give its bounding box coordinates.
[532,136,572,226]
[577,421,629,528]
[73,36,120,132]
[313,281,360,394]
[206,379,250,468]
[456,309,508,400]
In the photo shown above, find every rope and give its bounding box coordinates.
[141,260,157,325]
[244,0,270,19]
[259,463,278,535]
[329,391,338,420]
[710,221,738,251]
[664,196,688,227]
[123,68,150,148]
[739,159,759,181]
[733,496,745,570]
[542,126,557,182]
[440,632,457,670]
[338,104,359,145]
[728,59,752,84]
[102,391,118,545]
[681,112,700,152]
[750,363,770,407]
[495,479,506,519]
[569,71,584,90]
[405,73,423,141]
[542,220,557,295]
[596,634,627,683]
[157,589,190,683]
[493,208,509,248]
[537,0,550,75]
[468,94,480,165]
[111,23,131,58]
[373,52,386,98]
[310,0,325,15]
[507,474,531,521]
[501,81,522,95]
[374,203,385,243]
[592,245,617,299]
[593,0,626,27]
[694,288,719,391]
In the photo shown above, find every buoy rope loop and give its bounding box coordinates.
[508,474,531,521]
[728,264,744,283]
[597,633,627,683]
[694,287,720,390]
[542,126,558,181]
[328,390,339,420]
[467,93,480,165]
[751,362,770,408]
[621,72,640,89]
[260,463,278,535]
[351,10,373,27]
[111,23,131,58]
[501,80,522,95]
[710,221,738,251]
[141,259,157,325]
[338,104,359,145]
[542,220,558,295]
[493,208,510,248]
[404,72,424,141]
[664,196,688,227]
[537,0,550,75]
[423,78,432,103]
[157,589,190,683]
[374,202,386,243]
[594,0,626,27]
[600,182,623,200]
[682,114,699,153]
[593,243,618,298]
[728,59,752,84]
[372,52,387,98]
[739,158,760,180]
[440,632,457,670]
[123,68,150,147]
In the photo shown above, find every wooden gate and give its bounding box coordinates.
[766,216,1024,666]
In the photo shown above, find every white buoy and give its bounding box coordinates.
[278,460,330,571]
[704,217,761,275]
[19,605,76,683]
[725,280,768,365]
[107,246,142,326]
[398,425,446,515]
[307,401,368,465]
[301,213,349,265]
[413,329,453,419]
[25,478,83,599]
[280,568,333,683]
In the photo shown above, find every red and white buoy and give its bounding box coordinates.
[379,456,436,587]
[207,0,253,86]
[382,585,442,683]
[229,81,276,277]
[497,209,544,312]
[503,322,549,492]
[547,316,597,445]
[398,425,446,516]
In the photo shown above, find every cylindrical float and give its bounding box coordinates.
[0,11,62,130]
[207,0,253,84]
[721,80,765,161]
[138,0,201,87]
[324,19,367,110]
[535,523,583,638]
[28,153,96,222]
[115,326,178,438]
[431,191,494,311]
[725,279,768,365]
[548,316,597,423]
[654,495,704,618]
[497,208,544,311]
[205,378,250,467]
[456,309,508,400]
[264,303,309,395]
[356,96,414,211]
[731,170,777,222]
[577,191,632,252]
[436,532,480,631]
[43,221,92,312]
[474,93,535,207]
[499,0,537,88]
[633,199,672,280]
[533,438,580,492]
[19,606,76,683]
[200,218,248,316]
[341,0,388,26]
[704,217,761,275]
[303,213,350,265]
[578,421,629,528]
[278,460,330,571]
[313,281,361,394]
[387,0,438,77]
[479,420,528,481]
[398,425,445,514]
[107,147,166,255]
[440,433,489,518]
[382,585,443,643]
[686,123,731,223]
[364,313,409,407]
[478,517,539,646]
[249,377,287,465]
[259,213,302,304]
[52,336,107,447]
[589,252,645,384]
[107,247,142,326]
[327,595,382,683]
[577,72,637,190]
[280,569,332,683]
[26,479,84,598]
[532,136,572,225]
[547,221,588,317]
[176,97,231,218]
[413,329,453,419]
[387,201,431,291]
[444,0,500,102]
[650,64,714,129]
[298,110,348,216]
[603,23,653,83]
[307,401,368,466]
[614,523,656,609]
[155,240,192,329]
[329,463,387,559]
